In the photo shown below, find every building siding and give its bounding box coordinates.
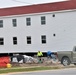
[0,10,75,53]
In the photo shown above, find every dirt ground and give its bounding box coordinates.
[11,55,66,68]
[11,58,76,69]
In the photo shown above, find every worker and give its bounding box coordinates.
[47,51,52,59]
[37,51,43,63]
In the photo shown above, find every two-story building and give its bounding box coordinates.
[0,0,76,55]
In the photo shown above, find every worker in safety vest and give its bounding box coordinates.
[37,51,43,57]
[37,51,43,63]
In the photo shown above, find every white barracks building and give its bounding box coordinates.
[0,0,76,54]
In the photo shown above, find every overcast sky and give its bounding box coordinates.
[0,0,67,8]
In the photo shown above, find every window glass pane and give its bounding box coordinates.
[13,37,17,40]
[41,16,45,20]
[42,40,46,43]
[0,20,3,28]
[26,18,30,21]
[13,19,16,22]
[27,22,31,26]
[27,37,31,40]
[27,36,31,44]
[13,37,17,45]
[41,35,46,44]
[42,36,46,39]
[13,23,16,27]
[0,42,4,45]
[13,41,17,44]
[27,41,31,44]
[0,38,3,41]
[41,16,46,25]
[12,19,17,27]
[41,21,45,25]
[26,18,31,26]
[0,38,4,45]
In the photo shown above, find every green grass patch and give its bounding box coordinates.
[0,66,60,74]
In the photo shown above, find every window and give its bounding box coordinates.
[27,36,31,44]
[12,19,17,27]
[13,37,17,45]
[26,18,31,26]
[0,38,4,45]
[0,20,3,28]
[41,35,46,44]
[41,16,46,25]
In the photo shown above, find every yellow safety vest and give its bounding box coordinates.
[37,52,43,56]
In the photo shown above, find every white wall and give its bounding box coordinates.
[0,10,76,53]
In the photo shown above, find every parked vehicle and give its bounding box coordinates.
[57,46,76,66]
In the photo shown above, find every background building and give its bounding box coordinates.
[0,0,75,54]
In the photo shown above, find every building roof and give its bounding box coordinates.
[0,0,76,16]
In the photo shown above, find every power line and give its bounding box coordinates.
[12,0,35,5]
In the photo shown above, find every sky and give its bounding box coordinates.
[0,0,67,8]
